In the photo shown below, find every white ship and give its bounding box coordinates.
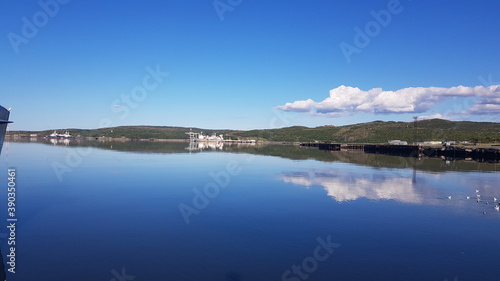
[49,131,73,138]
[186,130,224,142]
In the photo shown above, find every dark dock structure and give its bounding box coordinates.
[470,148,500,162]
[342,144,365,150]
[300,142,321,148]
[430,146,500,162]
[300,142,341,151]
[300,141,500,163]
[364,144,420,157]
[318,143,341,151]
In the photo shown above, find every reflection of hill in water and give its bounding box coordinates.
[13,139,500,172]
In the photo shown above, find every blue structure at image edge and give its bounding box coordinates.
[0,105,12,155]
[0,105,11,281]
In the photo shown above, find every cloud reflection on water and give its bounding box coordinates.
[279,170,425,204]
[278,166,500,215]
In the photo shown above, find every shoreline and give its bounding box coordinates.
[6,134,303,145]
[6,134,500,149]
[5,136,500,164]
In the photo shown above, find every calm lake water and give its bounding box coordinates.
[1,140,500,281]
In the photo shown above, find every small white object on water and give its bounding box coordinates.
[466,196,470,200]
[477,194,481,198]
[476,190,479,193]
[494,197,497,202]
[448,196,452,200]
[494,205,499,211]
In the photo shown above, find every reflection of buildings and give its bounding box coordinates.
[186,141,224,152]
[50,138,71,146]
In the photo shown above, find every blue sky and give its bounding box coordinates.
[1,0,499,131]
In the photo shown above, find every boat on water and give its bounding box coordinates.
[49,131,73,138]
[186,130,224,142]
[0,105,13,155]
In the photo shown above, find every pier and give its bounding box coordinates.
[319,143,341,151]
[299,142,341,151]
[299,142,500,162]
[364,144,420,157]
[432,146,500,162]
[300,142,321,148]
[341,144,365,150]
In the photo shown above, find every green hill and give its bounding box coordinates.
[9,119,500,143]
[12,126,233,140]
[231,119,500,143]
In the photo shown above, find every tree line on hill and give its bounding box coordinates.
[9,119,500,144]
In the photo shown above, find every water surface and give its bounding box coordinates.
[1,141,499,281]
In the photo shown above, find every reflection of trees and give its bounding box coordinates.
[10,139,500,172]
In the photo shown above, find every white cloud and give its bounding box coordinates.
[418,113,446,120]
[463,98,500,115]
[277,98,316,112]
[276,85,500,116]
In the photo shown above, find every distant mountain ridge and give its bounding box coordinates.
[9,119,500,143]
